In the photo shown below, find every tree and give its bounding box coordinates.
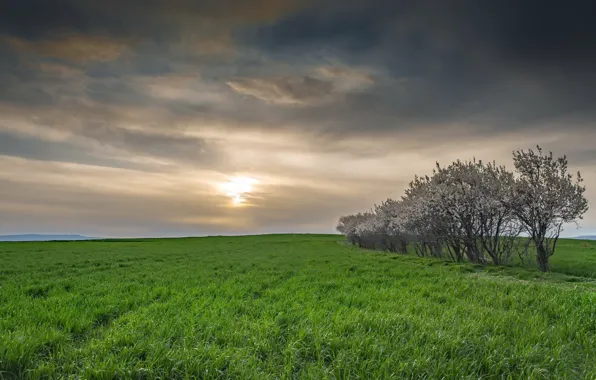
[401,175,446,259]
[512,146,589,271]
[423,159,521,265]
[474,161,522,265]
[431,160,487,263]
[353,211,379,249]
[374,199,409,253]
[336,213,365,246]
[336,145,588,271]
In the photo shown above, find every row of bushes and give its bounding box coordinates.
[337,147,588,271]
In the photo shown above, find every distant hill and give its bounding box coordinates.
[574,236,596,240]
[0,234,96,242]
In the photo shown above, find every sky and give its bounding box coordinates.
[1,0,595,238]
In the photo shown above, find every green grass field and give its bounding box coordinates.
[1,235,595,379]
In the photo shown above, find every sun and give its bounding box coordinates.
[219,176,259,206]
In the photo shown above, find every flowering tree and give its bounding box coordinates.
[336,146,588,271]
[374,199,409,253]
[512,146,589,271]
[400,175,443,258]
[353,211,379,249]
[475,162,523,265]
[336,213,368,246]
[431,160,487,263]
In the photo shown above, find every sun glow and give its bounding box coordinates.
[219,176,259,206]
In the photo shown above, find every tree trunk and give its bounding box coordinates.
[399,240,408,254]
[536,241,550,272]
[431,242,443,258]
[464,242,479,263]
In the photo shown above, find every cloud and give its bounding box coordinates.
[0,99,224,168]
[228,76,334,105]
[238,0,596,131]
[0,0,306,56]
[314,66,375,90]
[227,65,376,106]
[79,124,220,165]
[245,0,596,67]
[4,35,128,62]
[0,0,596,237]
[38,62,84,77]
[0,131,147,170]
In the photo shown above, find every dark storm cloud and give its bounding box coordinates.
[0,0,303,41]
[243,1,399,55]
[238,0,596,132]
[1,0,594,142]
[247,0,596,67]
[0,0,553,133]
[0,1,99,39]
[0,0,188,40]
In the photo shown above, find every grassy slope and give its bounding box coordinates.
[550,238,596,278]
[0,235,595,379]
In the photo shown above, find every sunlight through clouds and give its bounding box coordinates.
[219,176,260,206]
